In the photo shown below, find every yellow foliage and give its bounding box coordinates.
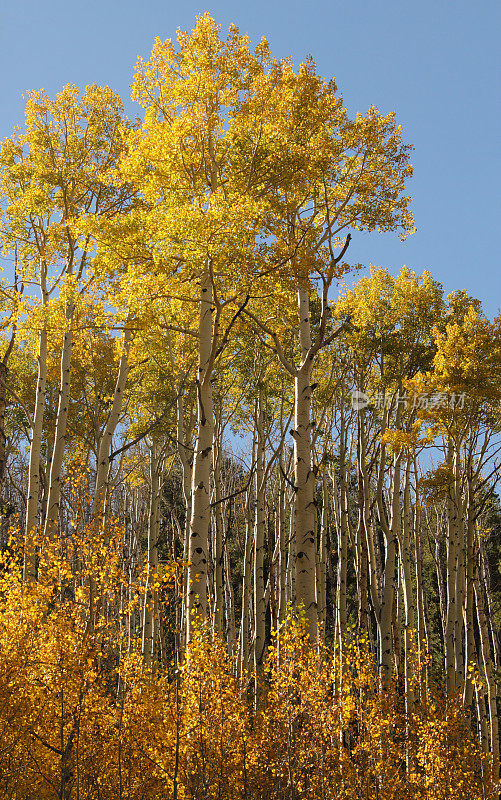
[0,564,495,799]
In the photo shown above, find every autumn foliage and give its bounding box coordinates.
[0,532,494,800]
[0,13,499,800]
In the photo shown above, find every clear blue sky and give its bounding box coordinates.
[1,0,499,315]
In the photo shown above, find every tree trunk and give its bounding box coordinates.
[377,433,400,688]
[44,320,73,538]
[401,458,416,712]
[176,391,193,650]
[94,329,132,520]
[413,481,429,698]
[474,541,500,782]
[463,476,476,708]
[142,441,161,666]
[0,363,9,491]
[213,442,224,635]
[317,466,328,642]
[337,416,349,658]
[24,310,48,581]
[278,470,288,626]
[239,490,253,682]
[254,386,267,677]
[445,444,459,694]
[186,267,214,641]
[294,286,317,640]
[224,537,236,657]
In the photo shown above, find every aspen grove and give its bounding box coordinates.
[0,15,499,800]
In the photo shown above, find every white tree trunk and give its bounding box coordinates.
[24,320,48,580]
[401,458,416,712]
[213,442,224,635]
[294,286,317,640]
[277,471,288,626]
[186,267,214,641]
[317,467,328,641]
[377,432,401,688]
[176,392,193,650]
[239,490,254,681]
[43,320,73,538]
[463,475,476,707]
[445,444,459,693]
[224,540,236,656]
[253,386,267,674]
[142,441,161,666]
[474,544,500,782]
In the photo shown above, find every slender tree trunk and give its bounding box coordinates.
[317,466,328,642]
[186,267,214,641]
[359,411,381,641]
[413,488,429,698]
[224,537,236,657]
[177,392,193,527]
[445,444,459,693]
[401,458,415,713]
[254,386,267,679]
[143,442,161,666]
[480,539,501,669]
[378,437,401,688]
[94,329,132,520]
[337,417,349,659]
[287,492,296,609]
[213,441,224,635]
[278,470,288,626]
[435,532,447,653]
[176,392,193,650]
[44,311,74,538]
[463,477,476,708]
[477,686,490,757]
[474,540,500,782]
[454,453,466,688]
[239,489,253,682]
[24,286,48,580]
[355,449,369,638]
[0,363,9,491]
[294,286,317,640]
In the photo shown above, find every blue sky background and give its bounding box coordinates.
[1,0,499,315]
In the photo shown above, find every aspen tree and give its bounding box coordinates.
[121,15,415,642]
[337,268,445,674]
[0,85,133,556]
[1,19,501,782]
[124,17,279,638]
[243,96,414,640]
[410,301,501,708]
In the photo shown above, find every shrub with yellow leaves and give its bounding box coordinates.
[0,538,496,799]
